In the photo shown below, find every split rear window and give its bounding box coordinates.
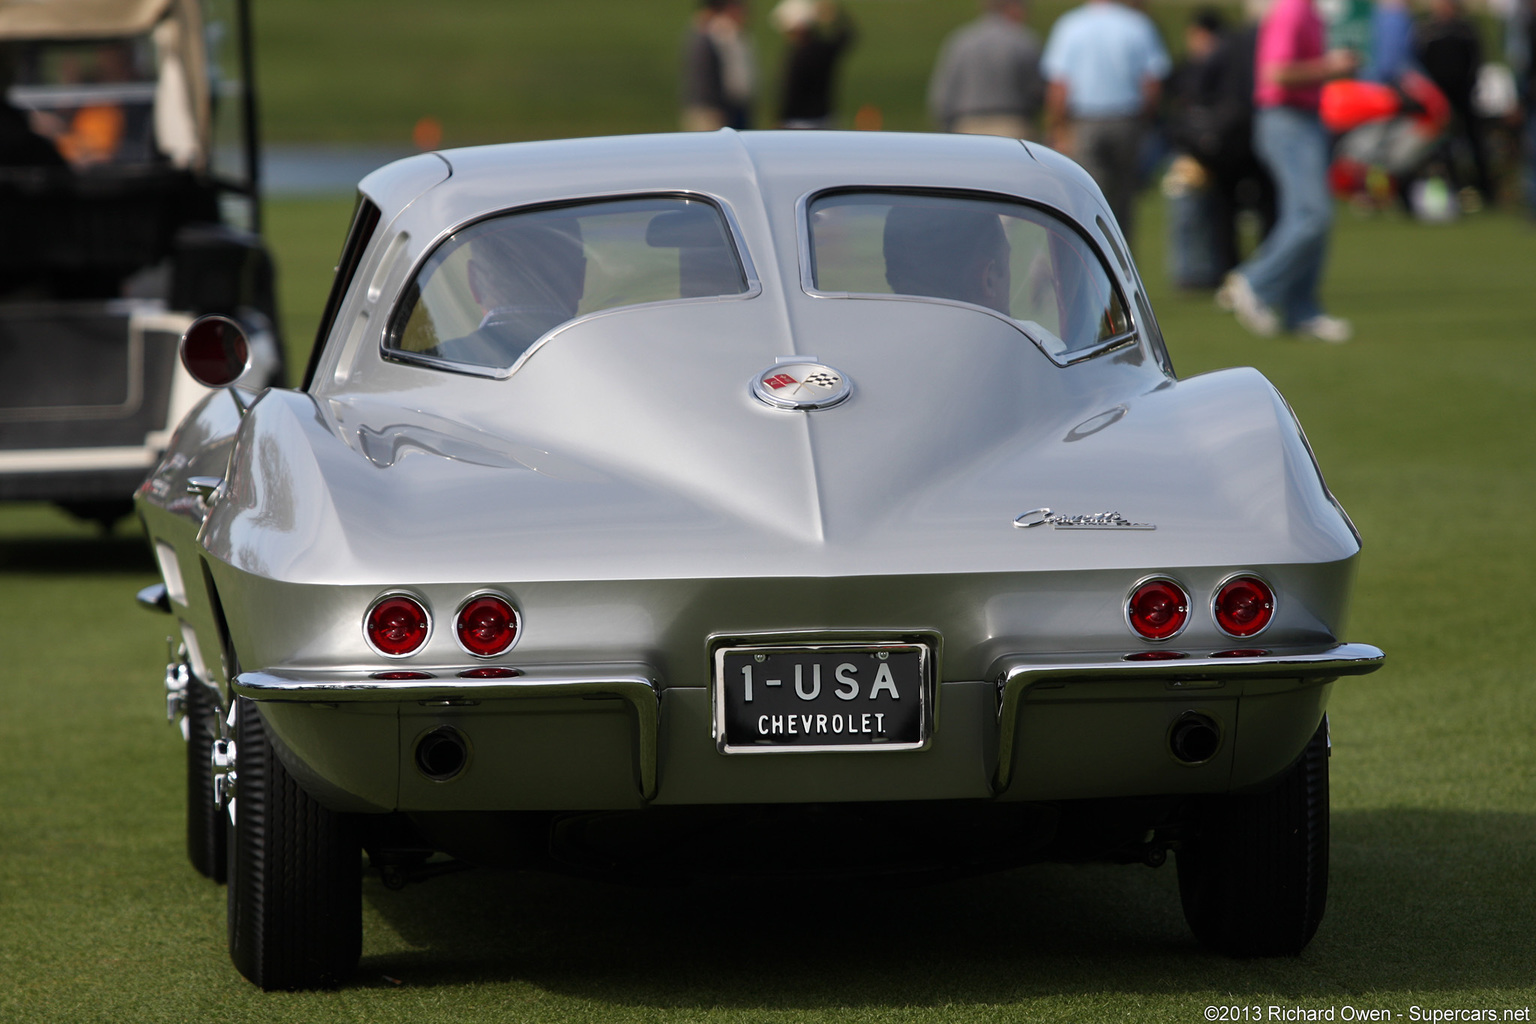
[386,196,748,371]
[806,191,1132,362]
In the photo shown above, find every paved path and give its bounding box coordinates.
[262,144,416,196]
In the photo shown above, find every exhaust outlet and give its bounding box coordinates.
[415,726,470,781]
[1168,713,1221,765]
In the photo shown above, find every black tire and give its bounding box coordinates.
[226,697,361,990]
[1176,716,1330,956]
[184,677,226,882]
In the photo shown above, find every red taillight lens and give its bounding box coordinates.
[456,595,518,657]
[366,596,430,657]
[1127,579,1189,641]
[1214,576,1275,637]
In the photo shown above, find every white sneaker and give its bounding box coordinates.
[1228,282,1277,337]
[1214,273,1240,311]
[1222,274,1279,337]
[1294,315,1353,343]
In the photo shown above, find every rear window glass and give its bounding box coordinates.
[806,192,1132,361]
[386,196,748,371]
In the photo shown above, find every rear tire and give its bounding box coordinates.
[226,697,361,990]
[1176,716,1330,956]
[184,678,226,882]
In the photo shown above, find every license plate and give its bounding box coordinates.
[713,642,931,753]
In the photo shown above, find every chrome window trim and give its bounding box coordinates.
[794,186,1139,368]
[378,189,762,381]
[1210,571,1278,640]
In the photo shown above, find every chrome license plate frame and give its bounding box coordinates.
[712,641,931,754]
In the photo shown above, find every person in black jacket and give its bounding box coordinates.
[681,0,756,131]
[1166,10,1274,281]
[1416,0,1492,205]
[773,0,856,128]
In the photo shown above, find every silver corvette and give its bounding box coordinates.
[136,130,1383,989]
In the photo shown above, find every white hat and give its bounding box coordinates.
[771,0,818,32]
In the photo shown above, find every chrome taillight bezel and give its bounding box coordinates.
[453,591,522,659]
[1124,575,1191,642]
[363,591,433,658]
[1211,573,1277,639]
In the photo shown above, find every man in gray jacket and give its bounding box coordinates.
[928,0,1045,140]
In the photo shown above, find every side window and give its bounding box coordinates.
[385,196,748,373]
[302,196,381,389]
[807,192,1133,363]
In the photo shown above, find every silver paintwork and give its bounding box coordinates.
[136,130,1382,817]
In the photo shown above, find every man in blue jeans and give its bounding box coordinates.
[1219,0,1358,342]
[1041,0,1170,249]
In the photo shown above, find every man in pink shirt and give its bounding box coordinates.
[1219,0,1358,341]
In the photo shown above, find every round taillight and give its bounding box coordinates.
[1214,576,1275,637]
[1127,579,1189,641]
[365,595,430,657]
[456,595,519,658]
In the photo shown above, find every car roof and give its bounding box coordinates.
[358,130,1117,246]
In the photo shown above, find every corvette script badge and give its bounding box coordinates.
[752,358,852,410]
[1014,508,1156,530]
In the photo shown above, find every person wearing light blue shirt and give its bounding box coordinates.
[1041,0,1171,245]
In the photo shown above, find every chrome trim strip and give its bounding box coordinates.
[233,664,660,799]
[136,582,171,614]
[990,642,1384,791]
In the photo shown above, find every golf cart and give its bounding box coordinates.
[0,0,281,528]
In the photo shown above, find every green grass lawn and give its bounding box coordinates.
[1,195,1531,1023]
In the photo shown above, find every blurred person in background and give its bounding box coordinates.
[681,0,756,131]
[1415,0,1493,207]
[1040,0,1170,247]
[1363,0,1417,83]
[927,0,1044,141]
[1219,0,1358,342]
[772,0,856,129]
[1513,0,1536,217]
[1165,9,1276,289]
